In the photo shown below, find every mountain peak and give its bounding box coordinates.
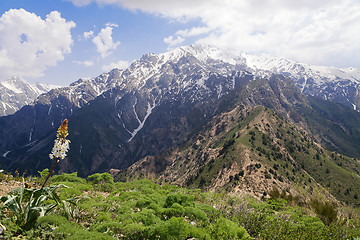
[0,76,59,116]
[1,76,28,94]
[178,44,245,65]
[106,45,360,112]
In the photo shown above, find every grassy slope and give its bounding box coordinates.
[1,172,359,239]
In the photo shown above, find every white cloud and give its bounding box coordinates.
[73,60,94,66]
[106,22,118,27]
[102,59,130,72]
[84,30,94,40]
[68,0,360,68]
[0,9,76,80]
[163,36,185,50]
[175,27,210,37]
[66,0,93,7]
[92,25,120,58]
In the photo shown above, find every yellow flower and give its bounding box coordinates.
[57,119,68,141]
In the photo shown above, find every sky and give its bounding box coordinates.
[0,0,359,86]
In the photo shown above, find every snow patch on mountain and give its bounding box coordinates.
[128,100,156,142]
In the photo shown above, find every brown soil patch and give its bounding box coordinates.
[0,180,23,196]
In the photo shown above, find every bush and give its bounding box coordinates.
[310,199,337,225]
[89,221,123,235]
[36,214,79,239]
[269,188,280,199]
[184,206,209,223]
[212,217,251,239]
[164,193,194,208]
[52,172,86,183]
[96,212,112,222]
[95,182,115,192]
[122,223,149,239]
[150,217,207,240]
[137,208,160,226]
[87,173,114,184]
[162,203,185,218]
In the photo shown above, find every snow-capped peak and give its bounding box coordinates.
[1,76,28,94]
[127,44,360,111]
[0,76,59,116]
[165,44,360,85]
[242,53,360,84]
[182,45,244,65]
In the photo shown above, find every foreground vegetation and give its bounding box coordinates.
[0,171,359,239]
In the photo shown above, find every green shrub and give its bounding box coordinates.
[122,223,149,239]
[87,173,114,184]
[38,169,50,179]
[196,204,218,220]
[52,172,86,183]
[95,182,115,192]
[59,187,82,199]
[150,217,208,240]
[90,221,122,234]
[37,214,69,226]
[35,214,79,239]
[133,208,160,226]
[184,206,209,223]
[96,212,112,222]
[136,198,154,209]
[212,217,251,240]
[164,193,194,208]
[148,202,161,212]
[36,214,112,240]
[162,203,185,218]
[310,199,337,225]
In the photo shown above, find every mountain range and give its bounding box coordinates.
[1,45,360,118]
[0,44,359,205]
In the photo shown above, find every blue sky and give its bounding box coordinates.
[1,0,359,86]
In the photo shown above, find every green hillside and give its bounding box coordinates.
[0,172,359,239]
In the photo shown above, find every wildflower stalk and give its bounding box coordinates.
[41,119,70,189]
[41,158,59,189]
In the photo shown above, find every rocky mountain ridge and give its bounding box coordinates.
[181,45,360,110]
[1,45,360,181]
[118,102,360,205]
[2,44,359,117]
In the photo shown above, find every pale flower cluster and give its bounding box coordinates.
[49,138,70,160]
